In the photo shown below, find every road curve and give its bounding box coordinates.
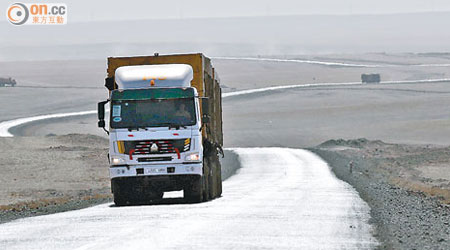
[3,78,450,138]
[0,148,377,249]
[0,110,97,137]
[0,81,361,137]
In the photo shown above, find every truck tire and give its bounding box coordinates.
[208,155,222,199]
[112,180,128,206]
[204,156,214,200]
[203,159,211,201]
[215,156,223,197]
[184,176,203,203]
[208,167,215,199]
[113,192,128,206]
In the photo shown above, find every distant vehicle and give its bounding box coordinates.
[361,74,381,83]
[0,77,17,87]
[98,53,224,205]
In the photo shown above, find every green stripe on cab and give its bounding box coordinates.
[111,88,195,100]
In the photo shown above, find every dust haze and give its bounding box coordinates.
[1,12,450,61]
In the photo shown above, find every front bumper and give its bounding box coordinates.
[110,162,202,179]
[111,174,202,193]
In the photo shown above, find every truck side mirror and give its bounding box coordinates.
[97,100,108,128]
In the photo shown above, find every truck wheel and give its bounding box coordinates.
[113,192,128,206]
[216,158,222,197]
[208,155,222,199]
[112,180,128,206]
[203,160,211,201]
[208,164,216,199]
[203,179,210,202]
[184,176,203,203]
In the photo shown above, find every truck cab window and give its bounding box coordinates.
[111,98,196,129]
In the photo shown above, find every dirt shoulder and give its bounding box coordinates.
[0,134,111,223]
[310,138,450,250]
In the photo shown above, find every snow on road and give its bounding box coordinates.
[0,148,377,249]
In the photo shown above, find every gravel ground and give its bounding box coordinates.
[0,134,111,224]
[310,139,450,250]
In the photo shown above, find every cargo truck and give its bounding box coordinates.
[361,74,381,83]
[97,53,223,205]
[0,77,17,87]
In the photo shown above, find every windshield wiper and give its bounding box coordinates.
[125,123,189,130]
[154,123,187,130]
[127,126,148,132]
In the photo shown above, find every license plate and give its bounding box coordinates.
[147,167,166,174]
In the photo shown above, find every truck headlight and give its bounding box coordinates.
[185,153,200,161]
[111,156,125,165]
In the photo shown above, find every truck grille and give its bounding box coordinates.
[124,139,190,155]
[137,157,173,162]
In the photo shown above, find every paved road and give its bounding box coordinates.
[0,148,376,249]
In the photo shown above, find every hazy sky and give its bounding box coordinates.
[2,0,450,22]
[2,0,450,58]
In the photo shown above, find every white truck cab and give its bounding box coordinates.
[109,64,203,179]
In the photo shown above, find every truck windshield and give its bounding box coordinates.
[110,98,196,129]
